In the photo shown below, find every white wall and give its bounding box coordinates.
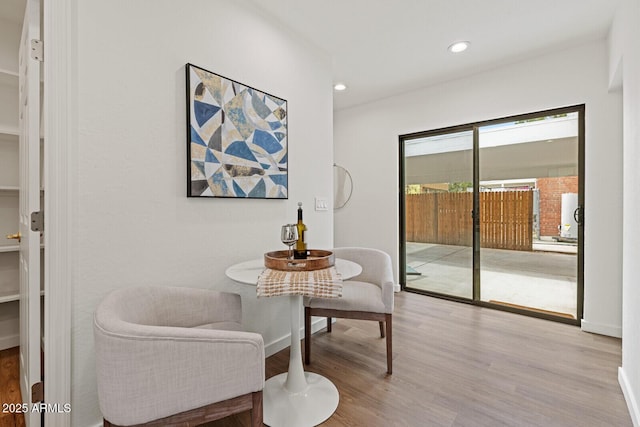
[72,0,333,425]
[610,1,640,425]
[334,40,623,336]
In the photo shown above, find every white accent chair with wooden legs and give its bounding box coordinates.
[304,247,395,374]
[94,286,265,427]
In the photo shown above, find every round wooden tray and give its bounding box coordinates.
[264,249,335,271]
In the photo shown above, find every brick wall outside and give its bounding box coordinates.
[537,176,578,237]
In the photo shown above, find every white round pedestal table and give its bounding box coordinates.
[225,258,362,427]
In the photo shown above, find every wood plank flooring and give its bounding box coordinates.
[0,292,631,426]
[0,347,25,427]
[206,291,632,427]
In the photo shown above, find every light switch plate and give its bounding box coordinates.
[315,197,329,211]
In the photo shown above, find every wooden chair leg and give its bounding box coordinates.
[327,317,332,332]
[251,391,264,427]
[385,314,392,375]
[305,307,311,365]
[379,321,385,338]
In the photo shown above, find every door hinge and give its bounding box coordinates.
[31,211,44,232]
[30,39,43,61]
[32,381,44,403]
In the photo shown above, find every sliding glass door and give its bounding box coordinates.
[402,128,474,300]
[400,106,583,324]
[478,113,580,320]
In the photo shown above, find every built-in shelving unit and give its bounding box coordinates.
[0,10,26,351]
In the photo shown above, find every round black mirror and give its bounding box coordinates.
[333,164,353,209]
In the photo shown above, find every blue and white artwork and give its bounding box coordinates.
[186,63,288,198]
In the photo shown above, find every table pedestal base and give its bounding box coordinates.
[225,262,363,426]
[264,372,339,427]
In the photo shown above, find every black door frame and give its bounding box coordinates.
[399,104,585,326]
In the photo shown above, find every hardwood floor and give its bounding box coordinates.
[0,347,25,427]
[206,291,632,427]
[0,292,631,426]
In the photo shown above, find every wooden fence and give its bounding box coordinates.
[406,190,533,251]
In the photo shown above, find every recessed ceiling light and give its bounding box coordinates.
[333,83,347,91]
[448,41,470,53]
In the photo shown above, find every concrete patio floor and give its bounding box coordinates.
[405,242,578,317]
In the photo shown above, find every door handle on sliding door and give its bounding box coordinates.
[574,206,584,226]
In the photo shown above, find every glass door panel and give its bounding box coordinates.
[478,113,579,319]
[404,129,474,299]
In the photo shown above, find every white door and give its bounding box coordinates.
[18,0,42,424]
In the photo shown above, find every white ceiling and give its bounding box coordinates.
[0,1,621,111]
[248,0,621,110]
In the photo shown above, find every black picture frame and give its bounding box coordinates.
[186,63,288,199]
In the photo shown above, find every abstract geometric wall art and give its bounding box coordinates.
[186,63,288,198]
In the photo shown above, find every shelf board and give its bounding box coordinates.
[0,128,45,139]
[0,129,44,139]
[0,290,45,304]
[0,244,45,253]
[0,186,46,192]
[0,68,19,86]
[0,67,19,77]
[0,292,19,303]
[0,125,19,136]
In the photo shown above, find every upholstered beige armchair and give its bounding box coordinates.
[304,247,395,374]
[94,286,265,426]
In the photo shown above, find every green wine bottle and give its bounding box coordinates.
[293,202,308,259]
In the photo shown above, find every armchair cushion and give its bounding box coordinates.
[305,280,386,313]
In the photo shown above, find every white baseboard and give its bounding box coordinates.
[0,333,19,351]
[264,317,328,358]
[619,367,640,427]
[581,319,622,338]
[394,283,401,292]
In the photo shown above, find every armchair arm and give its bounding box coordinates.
[379,255,395,314]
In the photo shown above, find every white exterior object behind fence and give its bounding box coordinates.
[560,193,579,239]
